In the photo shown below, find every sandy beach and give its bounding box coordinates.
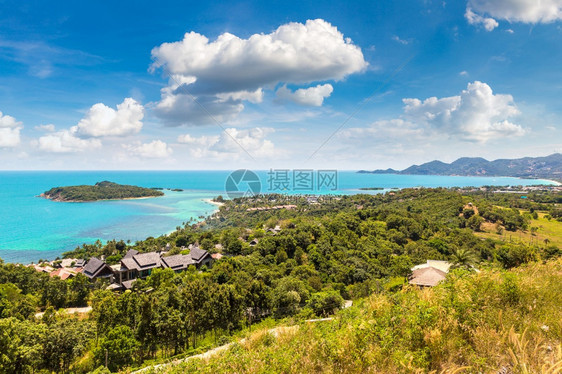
[203,198,225,207]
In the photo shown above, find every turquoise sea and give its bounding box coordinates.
[0,170,557,263]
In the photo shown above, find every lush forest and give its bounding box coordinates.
[42,181,164,202]
[1,188,560,373]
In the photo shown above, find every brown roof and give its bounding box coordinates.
[83,258,113,279]
[189,247,209,262]
[50,268,77,280]
[161,254,195,270]
[409,267,447,287]
[122,279,137,290]
[123,249,139,259]
[121,252,161,271]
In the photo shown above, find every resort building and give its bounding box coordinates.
[408,260,451,287]
[82,246,214,286]
[82,257,115,280]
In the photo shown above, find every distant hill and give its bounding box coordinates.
[358,153,562,180]
[41,181,164,202]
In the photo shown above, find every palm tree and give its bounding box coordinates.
[451,248,478,270]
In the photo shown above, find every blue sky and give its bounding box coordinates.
[0,0,561,170]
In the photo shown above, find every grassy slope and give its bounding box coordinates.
[150,259,562,374]
[476,212,562,248]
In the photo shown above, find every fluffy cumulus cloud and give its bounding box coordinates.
[125,140,172,158]
[466,0,562,30]
[0,111,23,148]
[177,127,275,158]
[151,19,367,125]
[275,84,333,106]
[37,130,102,153]
[465,8,499,31]
[72,98,144,137]
[36,98,144,153]
[403,81,524,142]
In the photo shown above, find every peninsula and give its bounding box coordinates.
[41,181,164,202]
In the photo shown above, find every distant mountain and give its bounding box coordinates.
[358,153,562,180]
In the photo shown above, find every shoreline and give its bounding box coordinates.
[5,178,559,264]
[202,198,225,208]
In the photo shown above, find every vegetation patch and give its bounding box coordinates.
[41,181,164,202]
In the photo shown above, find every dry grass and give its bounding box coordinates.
[150,259,562,374]
[476,212,562,248]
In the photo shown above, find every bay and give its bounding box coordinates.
[0,170,556,263]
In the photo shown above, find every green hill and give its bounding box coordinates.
[153,259,562,374]
[360,153,562,180]
[41,181,164,202]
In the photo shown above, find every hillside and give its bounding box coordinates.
[148,259,562,374]
[41,181,164,202]
[2,188,560,373]
[359,153,562,180]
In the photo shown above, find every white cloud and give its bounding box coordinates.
[125,140,172,158]
[465,8,499,31]
[403,81,524,142]
[212,128,275,157]
[459,70,469,76]
[151,19,367,125]
[72,98,144,137]
[0,111,23,148]
[275,84,333,106]
[35,124,55,132]
[38,130,102,153]
[0,128,22,148]
[466,0,562,29]
[177,133,218,146]
[391,35,410,45]
[177,127,275,159]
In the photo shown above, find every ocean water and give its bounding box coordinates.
[0,170,556,263]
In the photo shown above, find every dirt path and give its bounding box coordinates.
[132,300,353,373]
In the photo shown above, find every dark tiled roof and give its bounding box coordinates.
[121,257,137,271]
[161,254,195,270]
[122,279,137,289]
[189,247,209,262]
[83,257,112,279]
[135,252,161,268]
[123,249,139,259]
[120,252,161,271]
[83,258,104,277]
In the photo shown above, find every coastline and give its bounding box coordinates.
[202,198,225,208]
[2,171,559,264]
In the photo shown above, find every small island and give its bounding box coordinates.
[41,181,165,202]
